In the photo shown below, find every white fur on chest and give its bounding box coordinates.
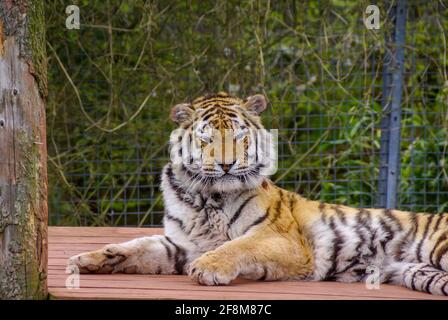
[161,167,262,256]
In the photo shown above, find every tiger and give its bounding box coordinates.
[69,92,448,296]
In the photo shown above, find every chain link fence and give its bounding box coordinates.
[46,0,448,227]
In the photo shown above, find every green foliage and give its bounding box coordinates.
[45,1,448,226]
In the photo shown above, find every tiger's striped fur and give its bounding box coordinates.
[69,92,448,296]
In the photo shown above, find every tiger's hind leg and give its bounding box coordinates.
[385,262,448,296]
[427,228,448,272]
[395,213,448,272]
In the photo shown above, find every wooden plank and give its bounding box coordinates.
[49,272,448,300]
[46,275,447,300]
[47,227,448,300]
[48,237,149,244]
[50,287,390,300]
[49,226,163,237]
[49,244,111,251]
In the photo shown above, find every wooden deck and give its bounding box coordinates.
[48,227,448,300]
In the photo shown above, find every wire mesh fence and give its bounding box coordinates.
[46,0,448,227]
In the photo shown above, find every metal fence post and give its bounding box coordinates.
[377,0,407,209]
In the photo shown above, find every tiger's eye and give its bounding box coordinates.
[200,135,212,144]
[235,129,248,140]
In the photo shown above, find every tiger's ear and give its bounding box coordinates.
[170,103,194,124]
[244,94,267,115]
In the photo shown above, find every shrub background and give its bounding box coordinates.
[45,0,448,226]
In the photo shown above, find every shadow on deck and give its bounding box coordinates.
[48,227,448,300]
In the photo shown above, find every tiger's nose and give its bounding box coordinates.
[219,161,236,173]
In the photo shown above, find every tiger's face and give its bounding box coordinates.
[169,92,276,192]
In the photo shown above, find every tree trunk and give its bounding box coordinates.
[0,0,48,299]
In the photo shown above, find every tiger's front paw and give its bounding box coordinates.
[188,252,238,286]
[68,244,130,274]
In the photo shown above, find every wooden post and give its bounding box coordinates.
[0,0,48,299]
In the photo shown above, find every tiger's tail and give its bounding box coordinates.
[385,262,448,296]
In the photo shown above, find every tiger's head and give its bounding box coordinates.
[169,92,277,193]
